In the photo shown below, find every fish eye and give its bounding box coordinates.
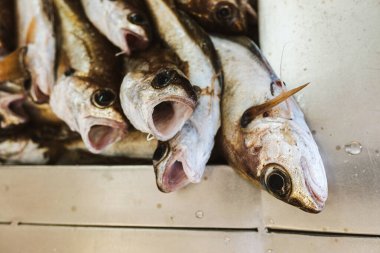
[153,142,170,162]
[91,88,116,108]
[64,68,76,77]
[128,12,147,25]
[264,165,291,198]
[151,69,176,89]
[215,3,237,22]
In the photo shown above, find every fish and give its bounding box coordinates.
[0,0,16,56]
[15,0,56,103]
[212,36,328,213]
[81,0,151,55]
[174,0,257,34]
[145,0,222,192]
[120,46,197,141]
[50,0,127,154]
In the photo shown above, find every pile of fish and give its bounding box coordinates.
[0,0,328,213]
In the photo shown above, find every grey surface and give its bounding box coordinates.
[259,0,380,234]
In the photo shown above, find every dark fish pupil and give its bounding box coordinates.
[268,173,285,193]
[94,89,116,108]
[151,70,175,89]
[128,13,146,25]
[217,5,233,20]
[153,142,168,161]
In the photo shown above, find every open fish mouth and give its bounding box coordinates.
[157,152,201,193]
[123,30,150,55]
[82,118,127,154]
[149,97,196,141]
[0,92,28,128]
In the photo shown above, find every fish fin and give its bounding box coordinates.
[240,83,309,127]
[0,47,29,83]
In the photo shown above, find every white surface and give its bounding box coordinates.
[259,0,380,234]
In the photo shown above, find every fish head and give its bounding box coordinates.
[104,0,151,54]
[153,122,205,193]
[50,74,127,154]
[177,0,247,33]
[120,61,197,141]
[210,0,247,33]
[240,117,328,213]
[153,140,191,193]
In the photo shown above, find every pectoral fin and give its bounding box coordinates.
[0,47,29,83]
[240,83,309,128]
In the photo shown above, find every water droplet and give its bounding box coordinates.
[224,237,231,243]
[345,141,362,155]
[353,173,358,177]
[195,210,204,219]
[376,150,380,157]
[343,160,349,164]
[267,249,273,253]
[269,219,275,224]
[336,145,341,151]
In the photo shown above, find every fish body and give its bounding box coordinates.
[146,0,222,192]
[174,0,256,34]
[50,0,127,154]
[16,0,56,102]
[81,0,151,55]
[212,36,328,213]
[120,46,197,141]
[0,0,16,56]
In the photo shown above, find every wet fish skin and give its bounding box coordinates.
[0,0,16,56]
[81,0,151,55]
[51,0,127,154]
[146,0,222,192]
[213,36,328,213]
[120,46,197,141]
[16,0,56,103]
[175,0,255,34]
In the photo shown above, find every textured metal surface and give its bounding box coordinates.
[259,0,380,233]
[0,225,260,253]
[0,166,261,228]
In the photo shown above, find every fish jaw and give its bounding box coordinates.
[153,143,195,193]
[120,70,197,141]
[81,0,151,55]
[0,91,28,128]
[120,30,150,55]
[79,117,127,154]
[242,118,328,213]
[50,76,127,154]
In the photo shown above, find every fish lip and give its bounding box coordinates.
[147,96,196,141]
[81,117,127,154]
[156,150,201,193]
[122,29,149,55]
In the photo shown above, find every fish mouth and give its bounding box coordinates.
[301,154,328,212]
[156,153,201,193]
[82,118,127,154]
[0,93,28,128]
[123,30,149,55]
[149,98,195,141]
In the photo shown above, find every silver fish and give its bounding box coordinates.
[146,0,222,192]
[16,0,56,103]
[81,0,151,55]
[120,47,197,141]
[212,36,328,213]
[50,0,127,154]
